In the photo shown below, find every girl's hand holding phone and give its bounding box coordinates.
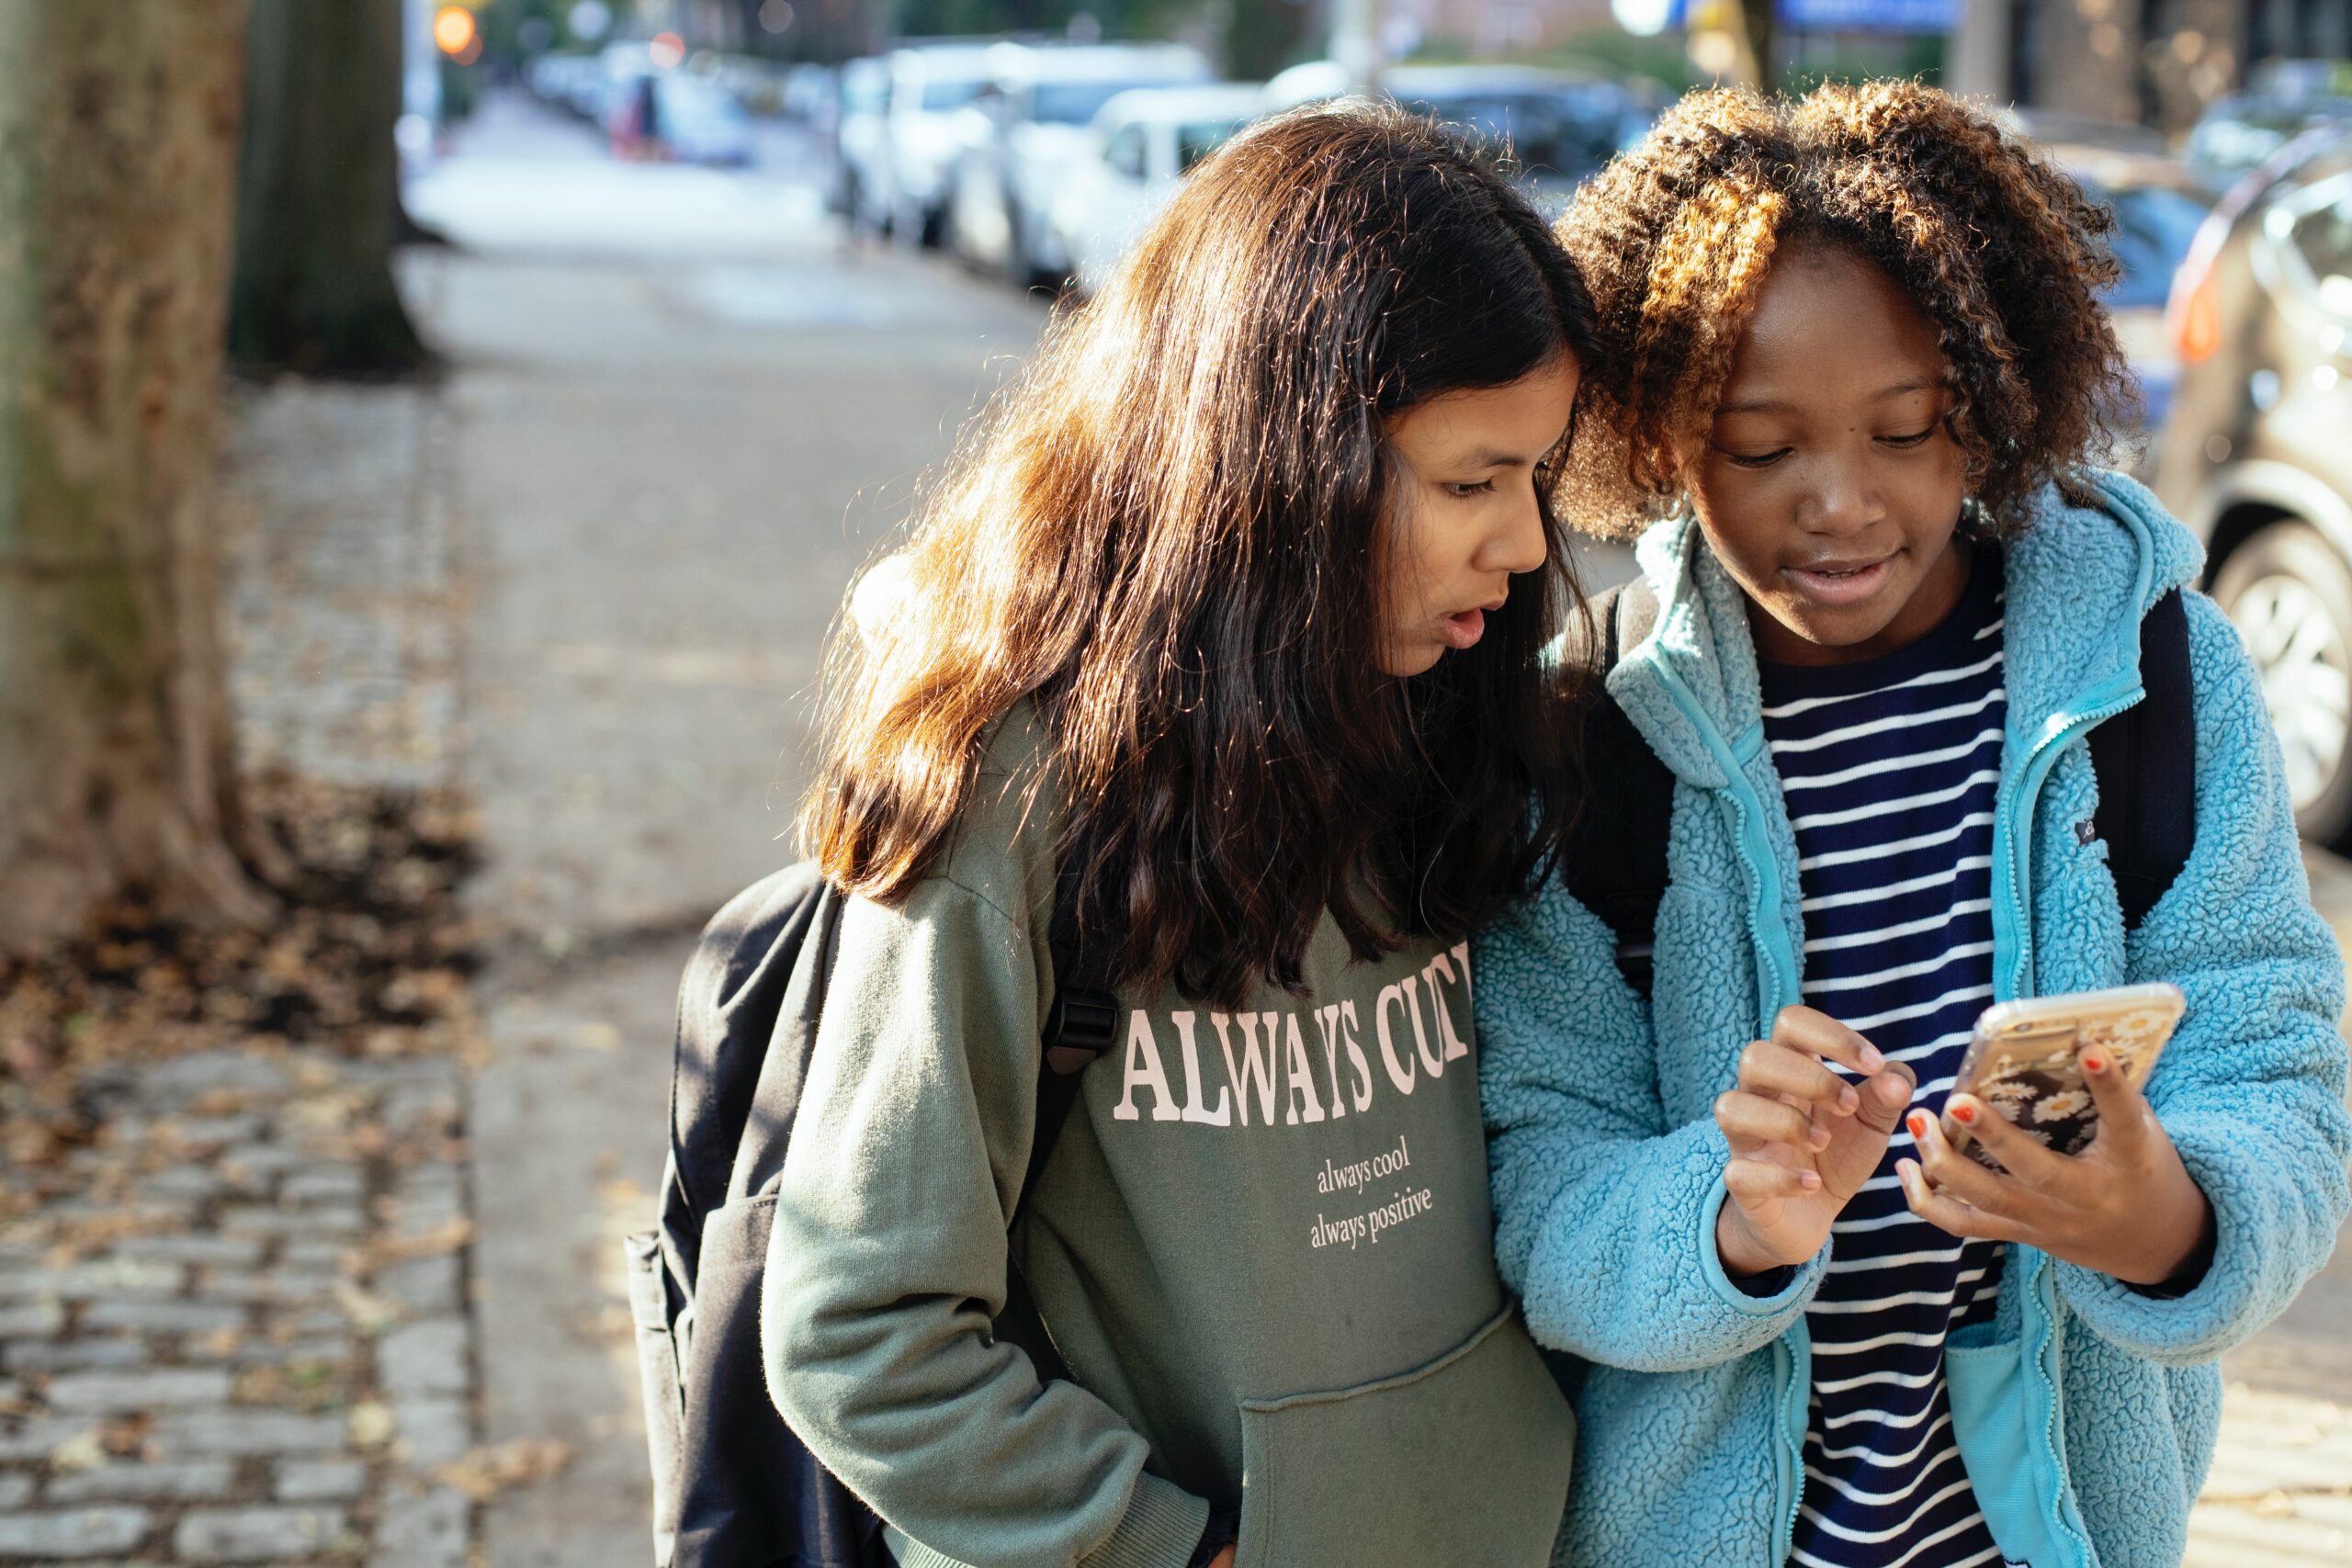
[1714,1007,1918,1276]
[1894,1046,2212,1287]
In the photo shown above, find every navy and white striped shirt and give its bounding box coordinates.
[1758,555,2010,1568]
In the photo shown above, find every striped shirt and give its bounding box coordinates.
[1758,555,2010,1568]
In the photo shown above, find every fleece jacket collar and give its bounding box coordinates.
[1605,469,2207,794]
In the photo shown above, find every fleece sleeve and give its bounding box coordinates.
[762,881,1209,1568]
[2053,592,2352,1363]
[1477,878,1824,1373]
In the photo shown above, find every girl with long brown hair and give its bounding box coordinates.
[765,102,1596,1567]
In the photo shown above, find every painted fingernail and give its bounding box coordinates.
[1906,1111,1928,1140]
[1951,1101,1977,1125]
[2082,1050,2109,1074]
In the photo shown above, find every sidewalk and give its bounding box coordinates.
[0,381,490,1566]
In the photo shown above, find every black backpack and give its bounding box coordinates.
[622,856,1116,1568]
[1562,578,2196,995]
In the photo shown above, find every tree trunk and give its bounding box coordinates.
[0,1,274,951]
[227,0,427,378]
[1735,0,1778,92]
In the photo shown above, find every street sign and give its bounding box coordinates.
[1777,0,1961,30]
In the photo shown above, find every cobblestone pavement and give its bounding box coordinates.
[218,380,465,792]
[0,1050,474,1566]
[0,354,492,1566]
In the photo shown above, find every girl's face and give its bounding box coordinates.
[1690,245,1972,669]
[1378,355,1579,678]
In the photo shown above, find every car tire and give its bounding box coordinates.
[1001,207,1035,290]
[2212,519,2352,847]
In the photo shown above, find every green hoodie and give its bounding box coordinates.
[764,707,1575,1568]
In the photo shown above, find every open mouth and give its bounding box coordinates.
[1439,608,1487,649]
[1784,557,1894,606]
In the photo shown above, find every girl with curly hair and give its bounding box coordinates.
[1476,81,2349,1568]
[770,103,1594,1568]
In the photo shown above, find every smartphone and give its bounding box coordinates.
[1938,982,2186,1173]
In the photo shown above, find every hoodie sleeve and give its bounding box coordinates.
[2053,591,2352,1364]
[1477,877,1826,1373]
[762,880,1209,1568]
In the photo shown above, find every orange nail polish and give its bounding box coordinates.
[2082,1051,2108,1074]
[1951,1101,1977,1125]
[1906,1111,1928,1139]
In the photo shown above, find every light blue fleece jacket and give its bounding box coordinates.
[1478,470,2352,1568]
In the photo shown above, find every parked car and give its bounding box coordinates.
[1049,85,1264,297]
[880,41,997,245]
[2185,63,2352,195]
[948,41,1217,287]
[1263,62,1659,214]
[2156,127,2352,843]
[2042,142,2213,444]
[655,73,757,167]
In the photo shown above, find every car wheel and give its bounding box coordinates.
[1002,207,1035,290]
[2213,520,2352,846]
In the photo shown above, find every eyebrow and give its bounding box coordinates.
[1459,423,1577,469]
[1715,378,1941,418]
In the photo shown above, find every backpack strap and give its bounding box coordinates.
[1560,580,1677,994]
[2090,589,2196,931]
[1023,839,1119,1212]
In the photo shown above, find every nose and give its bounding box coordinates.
[1479,483,1549,578]
[1795,452,1882,536]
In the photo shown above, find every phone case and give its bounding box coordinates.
[1939,983,2186,1172]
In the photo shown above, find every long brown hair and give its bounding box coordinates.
[803,101,1598,1008]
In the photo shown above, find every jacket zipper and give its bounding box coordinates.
[1996,687,2140,1003]
[1989,689,2139,1568]
[1631,652,1810,1562]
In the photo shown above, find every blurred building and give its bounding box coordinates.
[1951,0,2352,131]
[1382,0,1619,56]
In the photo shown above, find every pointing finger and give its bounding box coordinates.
[1770,1007,1887,1077]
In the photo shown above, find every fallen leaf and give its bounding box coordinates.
[349,1400,397,1449]
[48,1428,105,1472]
[334,1280,407,1335]
[430,1438,577,1502]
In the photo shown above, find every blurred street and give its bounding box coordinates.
[404,89,1050,1568]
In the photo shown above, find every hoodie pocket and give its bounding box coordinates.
[1234,1305,1573,1568]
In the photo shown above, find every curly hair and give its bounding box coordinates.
[1554,80,2137,538]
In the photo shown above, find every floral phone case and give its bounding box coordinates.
[1939,983,2186,1173]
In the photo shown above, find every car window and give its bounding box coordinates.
[2095,185,2211,309]
[842,65,886,114]
[2290,187,2352,317]
[1397,86,1632,188]
[1036,79,1181,126]
[919,77,983,112]
[1106,125,1147,179]
[2267,164,2352,322]
[1177,118,1247,173]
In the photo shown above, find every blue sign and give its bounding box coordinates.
[1778,0,1960,31]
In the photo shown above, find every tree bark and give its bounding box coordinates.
[227,0,427,378]
[0,1,274,951]
[1734,0,1778,92]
